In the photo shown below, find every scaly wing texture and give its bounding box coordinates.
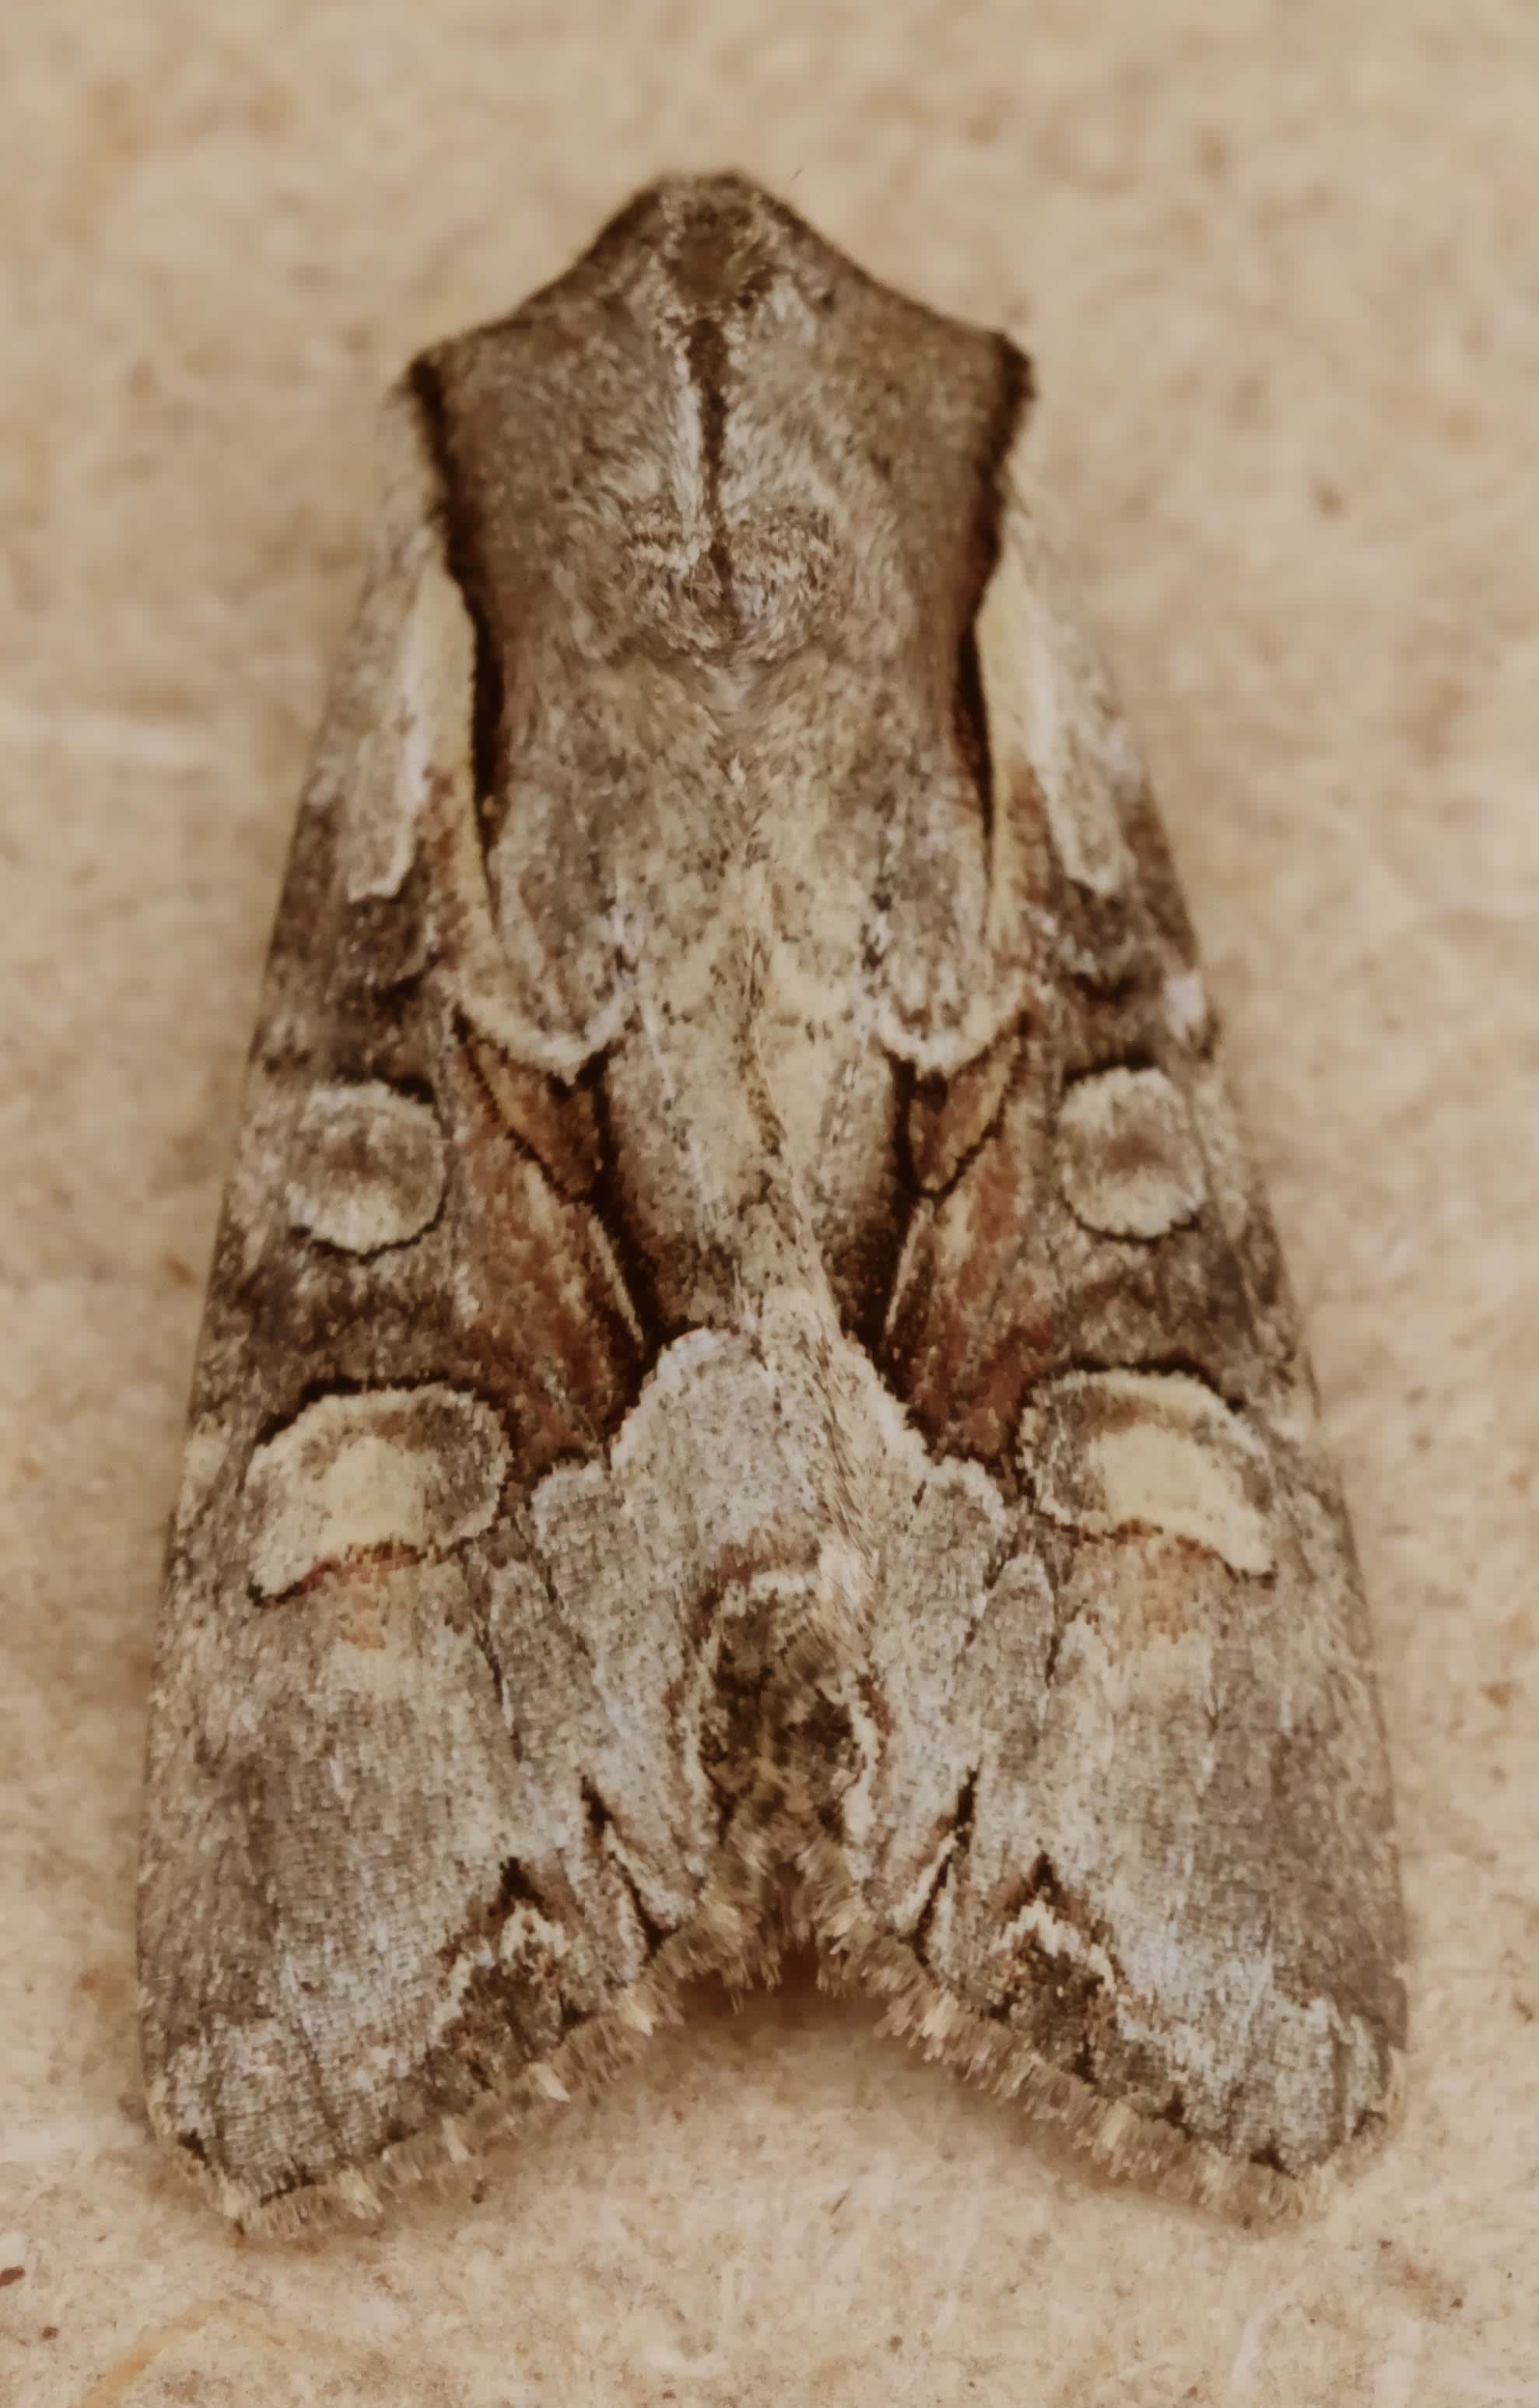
[818,480,1405,2213]
[138,389,775,2231]
[140,174,1402,2231]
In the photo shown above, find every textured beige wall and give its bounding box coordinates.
[2,4,1535,2402]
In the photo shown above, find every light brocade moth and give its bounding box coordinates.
[138,174,1404,2231]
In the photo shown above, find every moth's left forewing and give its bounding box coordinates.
[137,378,715,2233]
[831,448,1405,2214]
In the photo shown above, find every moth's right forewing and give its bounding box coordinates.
[821,471,1406,2218]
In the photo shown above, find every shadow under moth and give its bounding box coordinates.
[138,173,1404,2232]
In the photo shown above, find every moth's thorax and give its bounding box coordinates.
[407,181,1030,1324]
[417,175,1022,672]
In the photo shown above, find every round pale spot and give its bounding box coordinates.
[244,1386,510,1596]
[288,1081,447,1252]
[1055,1065,1206,1240]
[1019,1369,1274,1575]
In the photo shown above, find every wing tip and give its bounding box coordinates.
[146,1880,786,2238]
[152,1967,681,2238]
[816,1908,1404,2228]
[146,1838,1402,2235]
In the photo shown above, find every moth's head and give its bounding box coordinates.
[442,177,1028,676]
[580,172,850,335]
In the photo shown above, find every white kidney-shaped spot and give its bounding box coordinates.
[1019,1370,1274,1575]
[1055,1065,1207,1240]
[288,1080,447,1252]
[244,1385,510,1596]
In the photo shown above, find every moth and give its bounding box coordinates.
[138,173,1404,2232]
